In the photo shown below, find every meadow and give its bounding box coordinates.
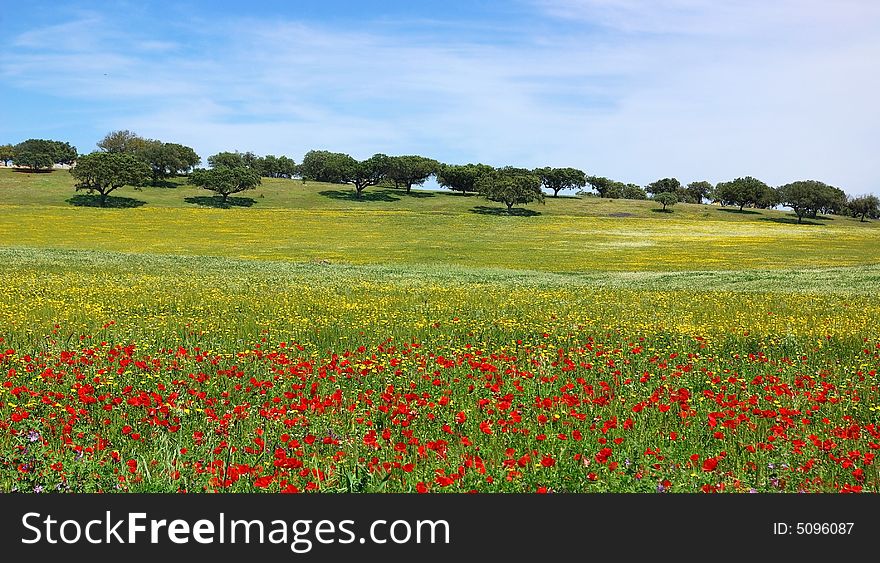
[1,168,879,493]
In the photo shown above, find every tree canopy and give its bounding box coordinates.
[535,167,586,197]
[436,163,495,195]
[207,151,254,170]
[386,155,439,192]
[848,195,880,222]
[13,139,78,170]
[653,192,678,211]
[777,180,844,223]
[189,166,261,203]
[713,176,773,211]
[585,176,646,200]
[140,141,201,183]
[299,150,358,184]
[69,152,150,206]
[476,166,544,213]
[646,177,682,196]
[0,144,14,166]
[258,155,297,178]
[97,130,149,154]
[685,181,713,204]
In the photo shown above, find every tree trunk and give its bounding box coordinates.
[506,202,513,214]
[739,203,745,211]
[553,189,560,197]
[222,192,229,203]
[100,192,108,207]
[406,183,412,193]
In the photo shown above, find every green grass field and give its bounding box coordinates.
[2,167,880,493]
[2,168,879,272]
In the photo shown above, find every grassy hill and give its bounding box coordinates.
[2,167,879,273]
[3,170,880,493]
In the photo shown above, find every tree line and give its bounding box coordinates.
[2,132,878,221]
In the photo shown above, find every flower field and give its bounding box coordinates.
[2,248,880,493]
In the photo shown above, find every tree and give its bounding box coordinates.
[69,152,150,206]
[140,141,201,183]
[13,139,78,170]
[436,163,495,195]
[685,181,713,204]
[208,151,248,169]
[97,130,148,154]
[53,141,78,166]
[0,144,14,166]
[848,195,880,222]
[535,167,586,197]
[476,166,544,213]
[258,155,297,178]
[621,184,648,200]
[189,166,261,203]
[653,192,678,211]
[713,176,771,211]
[386,155,439,192]
[350,153,390,197]
[299,150,358,184]
[585,176,646,199]
[646,177,682,196]
[817,185,846,215]
[585,176,617,198]
[777,180,844,223]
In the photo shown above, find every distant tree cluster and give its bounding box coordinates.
[98,130,200,183]
[7,139,77,170]
[3,132,879,220]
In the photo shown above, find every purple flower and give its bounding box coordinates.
[33,485,44,493]
[656,483,667,493]
[27,430,40,442]
[749,488,758,493]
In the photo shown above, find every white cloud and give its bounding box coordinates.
[2,4,879,193]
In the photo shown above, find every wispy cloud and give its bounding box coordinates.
[2,2,878,193]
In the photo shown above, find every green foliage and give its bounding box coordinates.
[299,150,358,184]
[98,131,200,182]
[713,176,773,211]
[258,155,297,178]
[0,144,15,166]
[350,153,391,196]
[685,181,713,204]
[69,152,151,206]
[586,176,646,200]
[777,180,845,223]
[848,195,880,222]
[208,151,247,169]
[436,163,495,194]
[621,184,647,200]
[189,166,261,203]
[476,166,544,213]
[386,155,439,192]
[13,139,78,170]
[653,192,678,211]
[140,141,201,182]
[535,166,586,197]
[585,176,615,197]
[97,130,149,154]
[646,177,682,196]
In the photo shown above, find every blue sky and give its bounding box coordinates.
[2,0,878,193]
